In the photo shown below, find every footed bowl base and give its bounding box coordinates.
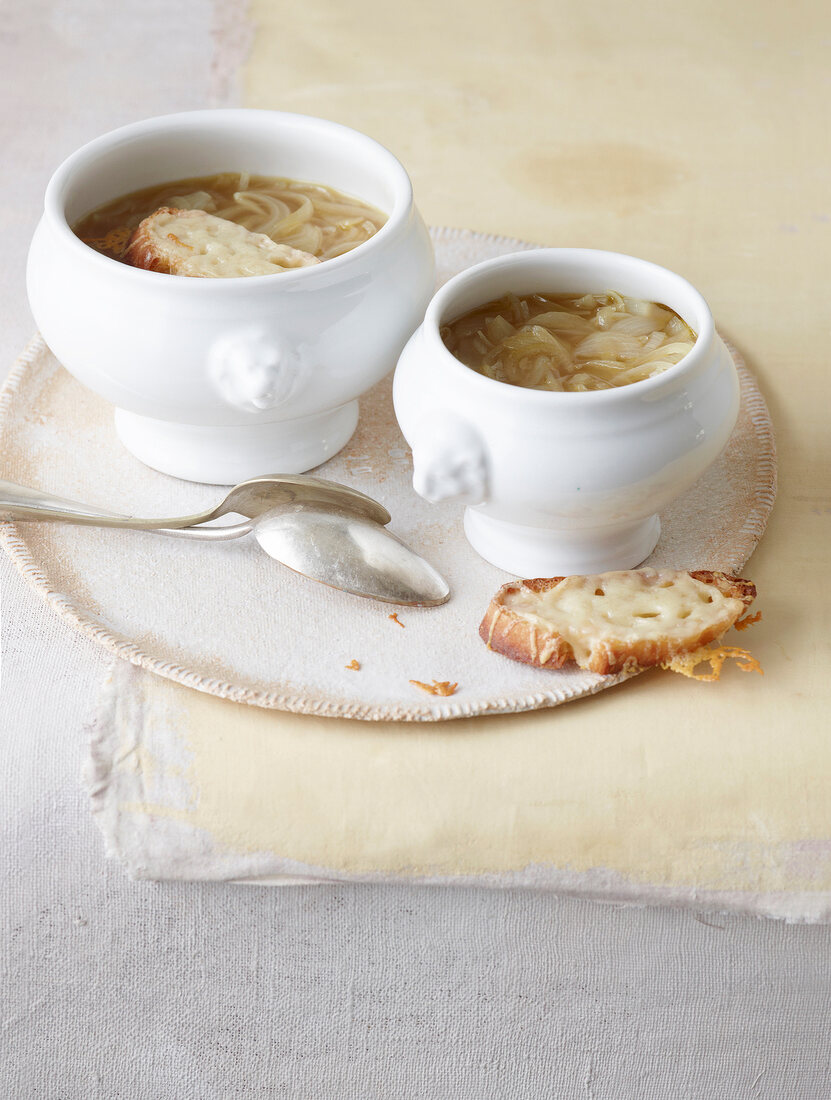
[463,509,662,578]
[114,401,360,485]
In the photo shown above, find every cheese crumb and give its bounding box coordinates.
[662,644,763,681]
[733,610,762,632]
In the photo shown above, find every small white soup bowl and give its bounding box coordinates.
[393,249,740,576]
[28,110,434,483]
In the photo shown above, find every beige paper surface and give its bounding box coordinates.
[90,657,831,919]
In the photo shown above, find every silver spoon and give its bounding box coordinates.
[0,478,449,606]
[0,474,390,529]
[163,502,450,606]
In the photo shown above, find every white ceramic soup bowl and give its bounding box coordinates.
[393,249,740,576]
[28,109,434,483]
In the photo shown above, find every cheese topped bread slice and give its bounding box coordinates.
[480,568,758,676]
[123,207,320,277]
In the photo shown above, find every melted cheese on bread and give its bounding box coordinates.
[124,207,320,277]
[502,569,745,668]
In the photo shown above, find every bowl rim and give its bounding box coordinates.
[421,247,717,404]
[43,108,414,291]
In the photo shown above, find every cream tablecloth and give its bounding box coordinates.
[3,0,831,1095]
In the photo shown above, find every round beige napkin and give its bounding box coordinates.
[0,229,776,720]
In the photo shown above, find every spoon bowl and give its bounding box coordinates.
[252,504,450,606]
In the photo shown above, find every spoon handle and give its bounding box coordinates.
[153,521,252,541]
[0,479,131,522]
[0,478,211,530]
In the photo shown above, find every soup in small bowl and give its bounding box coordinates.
[28,110,434,483]
[393,248,738,576]
[441,290,696,392]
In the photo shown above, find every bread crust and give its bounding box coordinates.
[123,207,180,273]
[479,569,757,676]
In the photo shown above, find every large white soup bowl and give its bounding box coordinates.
[393,249,739,576]
[28,110,434,483]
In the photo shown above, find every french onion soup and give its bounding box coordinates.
[441,291,697,391]
[73,172,387,275]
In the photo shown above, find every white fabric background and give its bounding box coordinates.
[2,2,831,1096]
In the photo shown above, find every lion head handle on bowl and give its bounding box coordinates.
[208,328,302,413]
[411,414,490,505]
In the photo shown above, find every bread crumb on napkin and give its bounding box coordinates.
[410,679,458,696]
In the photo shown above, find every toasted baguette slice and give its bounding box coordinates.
[480,568,757,676]
[123,207,319,277]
